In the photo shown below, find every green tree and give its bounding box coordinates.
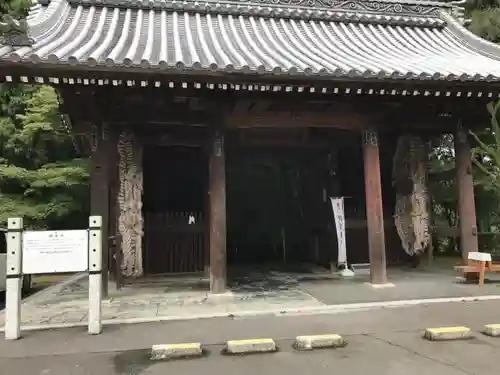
[0,0,31,16]
[469,8,500,42]
[427,2,500,257]
[0,0,90,230]
[471,101,500,194]
[0,85,89,229]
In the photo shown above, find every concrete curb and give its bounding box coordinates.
[294,334,345,350]
[364,282,396,289]
[424,326,472,341]
[3,294,500,333]
[224,338,277,355]
[483,324,500,337]
[150,343,203,360]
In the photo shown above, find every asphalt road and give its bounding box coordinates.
[0,330,497,375]
[1,300,500,375]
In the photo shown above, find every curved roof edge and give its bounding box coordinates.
[440,11,500,61]
[23,0,452,29]
[3,0,500,88]
[5,0,461,39]
[65,0,452,18]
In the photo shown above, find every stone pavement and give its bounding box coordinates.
[0,266,326,328]
[1,264,500,330]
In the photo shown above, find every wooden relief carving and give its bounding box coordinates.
[392,135,430,258]
[117,129,144,278]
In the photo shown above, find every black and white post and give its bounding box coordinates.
[88,215,102,335]
[5,218,23,340]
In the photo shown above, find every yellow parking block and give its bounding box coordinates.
[225,338,277,354]
[424,326,472,341]
[295,334,345,350]
[483,324,500,337]
[150,343,203,360]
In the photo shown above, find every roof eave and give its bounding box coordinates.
[440,10,500,61]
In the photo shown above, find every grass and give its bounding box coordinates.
[31,273,73,286]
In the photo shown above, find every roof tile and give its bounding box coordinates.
[1,0,500,82]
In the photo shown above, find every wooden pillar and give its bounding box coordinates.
[107,125,122,288]
[362,130,388,284]
[203,146,211,277]
[209,129,227,294]
[107,126,118,238]
[455,124,478,261]
[90,124,110,297]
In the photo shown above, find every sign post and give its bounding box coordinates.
[4,216,103,340]
[88,216,102,335]
[5,218,23,340]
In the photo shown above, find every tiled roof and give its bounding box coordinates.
[2,0,500,82]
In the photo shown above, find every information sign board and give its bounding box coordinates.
[22,230,88,274]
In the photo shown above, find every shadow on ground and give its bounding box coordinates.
[113,349,152,375]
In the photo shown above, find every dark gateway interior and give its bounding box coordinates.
[142,144,207,274]
[141,127,399,275]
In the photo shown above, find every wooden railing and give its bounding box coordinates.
[144,211,205,274]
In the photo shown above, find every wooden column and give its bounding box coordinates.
[362,130,388,284]
[208,129,227,294]
[455,124,479,261]
[90,124,110,297]
[107,125,122,288]
[203,145,211,277]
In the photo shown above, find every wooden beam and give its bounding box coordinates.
[362,130,388,285]
[209,129,227,294]
[250,100,272,112]
[455,124,479,261]
[101,108,210,125]
[232,99,253,112]
[139,132,208,147]
[227,110,374,129]
[227,139,331,149]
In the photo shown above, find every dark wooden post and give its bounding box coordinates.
[203,146,211,277]
[90,123,110,297]
[107,125,121,288]
[455,123,478,261]
[362,130,388,284]
[209,129,227,294]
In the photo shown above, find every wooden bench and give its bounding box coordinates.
[454,252,500,286]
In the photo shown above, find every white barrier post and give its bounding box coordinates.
[5,218,23,340]
[88,215,102,335]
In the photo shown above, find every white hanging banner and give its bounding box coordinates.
[330,197,347,265]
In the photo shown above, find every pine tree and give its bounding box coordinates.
[0,85,89,229]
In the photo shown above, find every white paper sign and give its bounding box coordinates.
[22,230,89,274]
[330,197,347,265]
